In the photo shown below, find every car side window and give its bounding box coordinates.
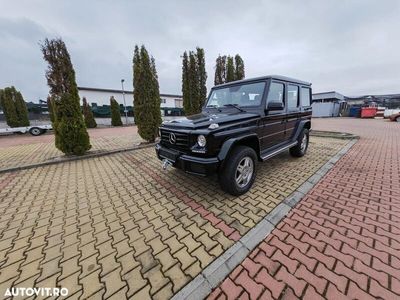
[301,87,311,107]
[266,82,284,106]
[287,84,299,109]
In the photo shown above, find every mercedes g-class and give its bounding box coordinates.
[155,75,312,195]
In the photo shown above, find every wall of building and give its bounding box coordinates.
[79,89,129,107]
[78,88,183,108]
[312,102,345,117]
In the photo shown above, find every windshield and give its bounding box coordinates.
[206,82,265,108]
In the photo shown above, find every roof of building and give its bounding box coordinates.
[78,86,182,99]
[312,91,345,101]
[345,93,400,100]
[213,75,312,88]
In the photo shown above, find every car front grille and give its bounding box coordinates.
[160,129,190,152]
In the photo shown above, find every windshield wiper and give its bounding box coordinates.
[206,105,218,108]
[223,104,245,112]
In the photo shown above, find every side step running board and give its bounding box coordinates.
[261,141,298,161]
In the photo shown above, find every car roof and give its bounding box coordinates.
[213,75,312,89]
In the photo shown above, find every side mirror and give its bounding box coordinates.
[266,101,284,112]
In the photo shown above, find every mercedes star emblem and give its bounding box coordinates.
[169,133,176,144]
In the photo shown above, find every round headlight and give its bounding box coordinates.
[197,135,207,147]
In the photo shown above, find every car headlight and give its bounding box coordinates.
[197,135,207,147]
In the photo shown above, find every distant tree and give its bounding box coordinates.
[226,56,235,82]
[133,45,162,142]
[110,96,122,126]
[82,97,97,128]
[234,54,245,80]
[41,38,91,155]
[0,87,19,127]
[196,47,207,109]
[14,89,30,126]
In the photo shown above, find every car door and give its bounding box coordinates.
[261,81,287,149]
[285,84,301,140]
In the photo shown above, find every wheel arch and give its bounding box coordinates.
[292,120,311,141]
[218,134,261,164]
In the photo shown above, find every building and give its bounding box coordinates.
[345,94,400,109]
[78,86,183,110]
[312,91,347,117]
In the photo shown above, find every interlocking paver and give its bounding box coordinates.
[0,125,347,298]
[209,119,400,299]
[0,126,143,170]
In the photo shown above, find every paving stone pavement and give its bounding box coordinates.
[0,134,347,299]
[0,127,143,171]
[208,118,400,299]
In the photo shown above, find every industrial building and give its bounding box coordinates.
[311,91,347,117]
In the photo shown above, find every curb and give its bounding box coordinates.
[172,138,358,300]
[310,130,359,140]
[0,143,156,174]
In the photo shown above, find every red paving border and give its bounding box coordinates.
[208,119,400,299]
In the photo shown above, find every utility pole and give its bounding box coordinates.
[121,79,128,125]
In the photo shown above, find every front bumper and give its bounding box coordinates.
[155,143,219,176]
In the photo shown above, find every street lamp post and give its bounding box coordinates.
[121,79,128,125]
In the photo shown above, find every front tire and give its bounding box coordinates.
[290,128,309,157]
[218,146,257,196]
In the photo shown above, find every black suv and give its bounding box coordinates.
[156,75,312,195]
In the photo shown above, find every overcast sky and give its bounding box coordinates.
[1,0,399,103]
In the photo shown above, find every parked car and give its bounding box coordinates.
[389,112,400,122]
[155,75,312,195]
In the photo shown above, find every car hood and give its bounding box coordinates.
[161,111,260,130]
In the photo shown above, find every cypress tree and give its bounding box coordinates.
[150,56,162,128]
[110,96,123,126]
[82,97,97,128]
[41,38,91,155]
[133,45,161,142]
[196,47,207,109]
[226,56,235,82]
[182,51,191,115]
[0,87,19,127]
[214,55,225,85]
[47,96,55,123]
[214,55,226,85]
[234,54,245,80]
[14,90,30,126]
[214,54,245,84]
[188,52,200,114]
[182,48,207,115]
[133,45,141,123]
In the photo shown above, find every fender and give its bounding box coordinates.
[292,119,311,141]
[218,133,260,161]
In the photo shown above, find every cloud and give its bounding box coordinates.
[0,0,399,103]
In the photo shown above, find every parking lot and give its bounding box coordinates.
[0,118,398,299]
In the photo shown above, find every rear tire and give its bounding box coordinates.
[218,146,257,196]
[396,117,400,123]
[290,129,309,157]
[29,127,44,136]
